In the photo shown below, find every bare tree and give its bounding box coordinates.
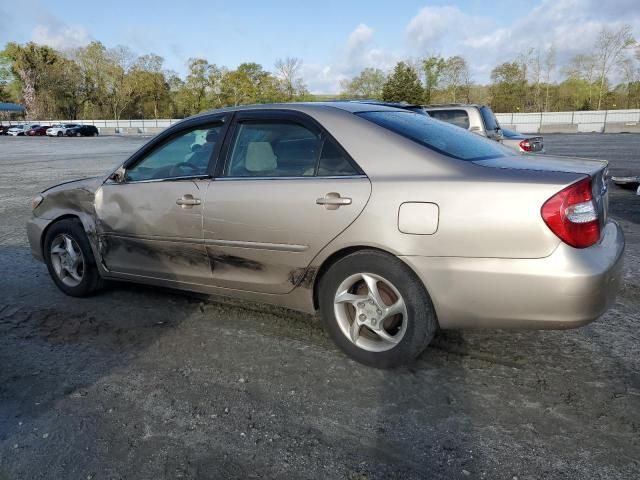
[563,53,598,108]
[274,56,304,100]
[543,45,556,111]
[441,56,470,103]
[594,25,636,109]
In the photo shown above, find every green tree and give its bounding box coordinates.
[3,42,60,117]
[382,62,424,103]
[421,56,446,103]
[340,67,387,99]
[490,61,527,112]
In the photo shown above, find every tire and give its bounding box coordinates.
[75,132,81,137]
[318,250,437,368]
[93,131,98,137]
[43,219,102,297]
[57,131,63,137]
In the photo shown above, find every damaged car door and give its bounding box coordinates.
[203,111,371,294]
[95,120,227,284]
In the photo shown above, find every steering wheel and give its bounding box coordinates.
[169,162,199,177]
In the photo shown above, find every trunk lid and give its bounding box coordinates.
[474,154,609,232]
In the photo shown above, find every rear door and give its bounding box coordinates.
[202,110,371,294]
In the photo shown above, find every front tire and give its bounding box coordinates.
[57,131,63,137]
[318,250,437,368]
[43,219,102,297]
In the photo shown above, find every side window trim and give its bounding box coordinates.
[122,119,228,183]
[214,109,365,179]
[214,115,324,179]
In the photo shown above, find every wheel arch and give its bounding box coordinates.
[311,245,434,314]
[40,213,100,264]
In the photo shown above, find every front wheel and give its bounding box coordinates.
[57,131,63,137]
[318,250,437,368]
[43,219,102,297]
[75,131,81,137]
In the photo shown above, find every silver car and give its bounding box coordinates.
[501,127,544,153]
[26,103,624,368]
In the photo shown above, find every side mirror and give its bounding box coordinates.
[109,166,126,183]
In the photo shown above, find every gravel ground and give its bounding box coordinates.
[0,134,638,480]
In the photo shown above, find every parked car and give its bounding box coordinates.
[26,125,51,136]
[421,104,503,142]
[7,123,40,136]
[46,124,80,137]
[501,127,544,153]
[65,124,99,137]
[27,103,624,368]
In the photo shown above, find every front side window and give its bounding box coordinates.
[126,124,222,182]
[225,122,321,177]
[357,111,509,162]
[428,109,470,129]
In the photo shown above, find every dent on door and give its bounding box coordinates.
[203,177,371,294]
[94,180,211,283]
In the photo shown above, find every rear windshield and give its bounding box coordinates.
[480,106,499,131]
[356,111,509,161]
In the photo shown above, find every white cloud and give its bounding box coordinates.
[347,23,374,55]
[31,13,91,50]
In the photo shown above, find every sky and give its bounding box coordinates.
[1,0,639,93]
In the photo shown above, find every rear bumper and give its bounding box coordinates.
[401,221,625,329]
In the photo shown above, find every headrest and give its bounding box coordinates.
[206,129,219,142]
[245,142,277,172]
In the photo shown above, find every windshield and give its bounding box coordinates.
[480,106,500,131]
[356,111,509,161]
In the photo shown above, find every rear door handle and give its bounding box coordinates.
[316,192,352,210]
[176,194,201,208]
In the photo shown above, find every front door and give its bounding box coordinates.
[96,121,226,284]
[203,111,371,294]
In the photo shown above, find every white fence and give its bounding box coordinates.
[495,109,640,134]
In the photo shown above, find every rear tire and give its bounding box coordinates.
[43,219,102,297]
[75,131,81,137]
[318,250,437,368]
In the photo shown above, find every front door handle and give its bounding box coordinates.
[176,194,201,208]
[316,192,352,210]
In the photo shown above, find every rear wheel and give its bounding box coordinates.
[44,219,102,297]
[319,250,437,368]
[75,131,81,137]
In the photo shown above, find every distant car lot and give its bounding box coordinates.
[0,134,638,479]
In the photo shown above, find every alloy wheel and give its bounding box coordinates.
[333,272,408,352]
[50,233,85,287]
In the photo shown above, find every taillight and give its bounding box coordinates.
[519,140,532,152]
[541,177,600,248]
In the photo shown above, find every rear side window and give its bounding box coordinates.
[357,111,508,161]
[225,122,321,177]
[480,106,499,131]
[427,109,470,129]
[317,138,359,176]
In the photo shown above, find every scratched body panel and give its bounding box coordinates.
[95,180,211,283]
[203,177,371,294]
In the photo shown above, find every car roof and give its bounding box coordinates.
[422,103,486,109]
[189,101,417,122]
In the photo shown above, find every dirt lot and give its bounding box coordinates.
[0,134,638,480]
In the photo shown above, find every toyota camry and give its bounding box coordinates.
[27,103,624,367]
